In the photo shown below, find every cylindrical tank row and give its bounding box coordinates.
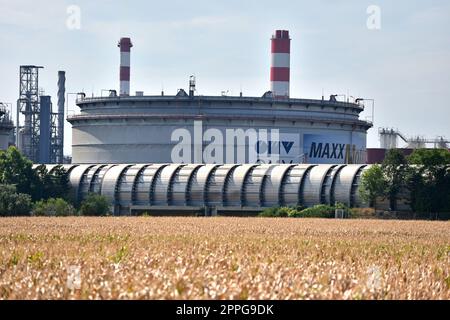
[40,163,369,215]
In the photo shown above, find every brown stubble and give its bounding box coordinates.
[0,217,449,300]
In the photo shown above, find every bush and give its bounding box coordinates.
[289,205,336,218]
[259,207,279,217]
[79,193,111,216]
[33,198,77,217]
[259,206,301,217]
[259,204,341,218]
[0,184,32,216]
[276,207,295,217]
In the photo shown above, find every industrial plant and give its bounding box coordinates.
[1,29,447,214]
[0,102,14,150]
[1,66,67,164]
[69,32,372,165]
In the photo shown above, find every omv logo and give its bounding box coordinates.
[256,140,295,155]
[282,141,294,154]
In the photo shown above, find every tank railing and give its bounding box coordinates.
[75,95,364,110]
[66,112,373,128]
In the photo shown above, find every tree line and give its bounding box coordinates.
[359,148,450,219]
[1,146,449,219]
[0,147,110,216]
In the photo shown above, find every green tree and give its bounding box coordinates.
[405,167,429,216]
[79,193,111,216]
[50,165,71,200]
[381,149,408,211]
[34,164,71,201]
[359,164,387,209]
[33,164,48,200]
[0,184,32,216]
[33,198,77,216]
[408,148,450,166]
[0,147,38,197]
[0,147,71,202]
[406,149,450,218]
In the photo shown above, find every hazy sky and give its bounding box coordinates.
[1,0,449,155]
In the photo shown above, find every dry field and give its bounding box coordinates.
[0,217,449,300]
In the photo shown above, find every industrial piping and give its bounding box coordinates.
[39,163,372,215]
[38,96,51,163]
[270,30,291,98]
[118,37,133,96]
[57,71,65,163]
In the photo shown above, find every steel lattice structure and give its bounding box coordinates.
[18,65,43,162]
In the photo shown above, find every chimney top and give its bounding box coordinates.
[118,37,133,51]
[273,30,290,40]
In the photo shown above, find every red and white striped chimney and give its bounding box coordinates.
[118,37,133,96]
[270,30,291,99]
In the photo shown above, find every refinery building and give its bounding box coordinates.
[69,31,372,165]
[54,30,378,215]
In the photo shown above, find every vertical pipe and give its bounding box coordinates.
[118,37,133,96]
[39,96,51,164]
[24,94,31,157]
[270,30,291,99]
[16,99,20,147]
[57,71,65,163]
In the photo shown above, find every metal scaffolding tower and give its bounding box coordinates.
[49,102,60,164]
[18,65,43,162]
[17,67,65,164]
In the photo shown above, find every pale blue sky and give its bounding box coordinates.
[1,0,449,155]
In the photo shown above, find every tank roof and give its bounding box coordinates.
[77,95,364,110]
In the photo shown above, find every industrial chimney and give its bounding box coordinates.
[270,30,290,99]
[118,37,133,96]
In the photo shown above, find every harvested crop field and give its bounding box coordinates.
[0,217,449,300]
